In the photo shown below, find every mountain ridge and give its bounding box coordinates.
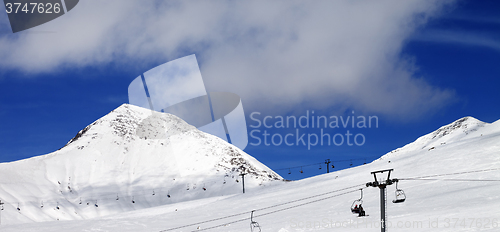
[380,116,493,160]
[0,103,282,224]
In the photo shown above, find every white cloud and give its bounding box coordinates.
[0,0,457,119]
[413,29,500,51]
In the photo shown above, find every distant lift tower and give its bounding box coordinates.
[325,159,331,173]
[366,169,399,232]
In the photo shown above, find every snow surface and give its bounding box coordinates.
[0,104,282,225]
[1,112,499,232]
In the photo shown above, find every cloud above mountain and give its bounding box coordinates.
[0,0,456,119]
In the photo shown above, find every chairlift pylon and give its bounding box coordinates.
[392,181,406,203]
[250,210,261,232]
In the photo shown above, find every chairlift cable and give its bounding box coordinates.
[399,167,500,180]
[400,178,500,182]
[160,183,365,231]
[193,188,361,232]
[274,157,374,171]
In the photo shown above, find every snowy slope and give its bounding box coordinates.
[2,116,500,232]
[382,116,488,158]
[0,104,282,225]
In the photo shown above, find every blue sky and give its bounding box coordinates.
[0,0,499,180]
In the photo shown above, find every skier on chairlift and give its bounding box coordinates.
[358,205,366,217]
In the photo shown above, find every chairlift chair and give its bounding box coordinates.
[250,210,261,232]
[350,189,363,214]
[392,181,406,203]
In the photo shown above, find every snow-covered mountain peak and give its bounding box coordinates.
[382,116,488,159]
[65,104,195,147]
[0,104,282,225]
[429,116,485,139]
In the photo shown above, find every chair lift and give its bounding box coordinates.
[319,164,322,170]
[331,163,335,169]
[300,167,303,173]
[95,201,98,207]
[56,202,60,210]
[41,201,44,208]
[288,169,291,175]
[152,190,155,196]
[203,184,206,191]
[167,191,171,198]
[79,198,82,205]
[250,210,261,232]
[392,181,406,203]
[351,189,363,214]
[132,196,135,204]
[116,195,119,200]
[17,203,20,211]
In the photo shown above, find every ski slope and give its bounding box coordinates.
[1,114,500,231]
